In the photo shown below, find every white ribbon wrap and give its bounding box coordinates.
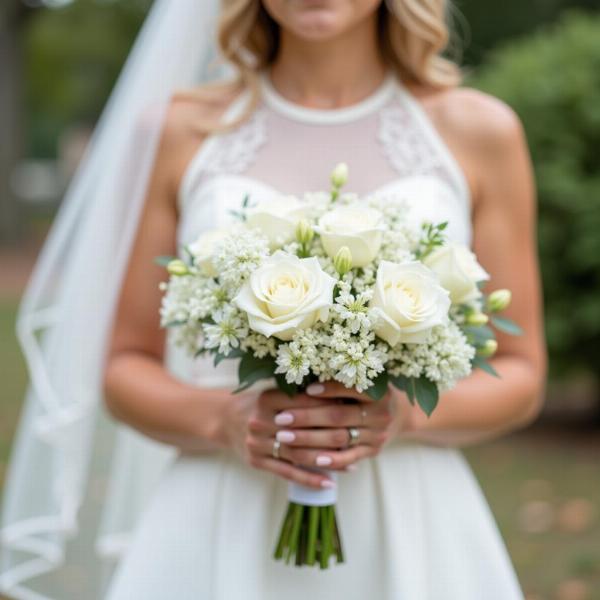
[288,471,338,506]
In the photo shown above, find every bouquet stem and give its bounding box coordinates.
[273,502,344,568]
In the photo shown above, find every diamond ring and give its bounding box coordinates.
[347,427,360,447]
[272,439,281,459]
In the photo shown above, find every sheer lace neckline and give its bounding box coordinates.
[259,69,398,125]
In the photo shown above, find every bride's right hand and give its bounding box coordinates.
[219,389,336,490]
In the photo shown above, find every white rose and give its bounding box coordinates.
[315,204,384,267]
[246,196,309,249]
[370,261,450,346]
[424,242,490,305]
[234,252,336,341]
[188,229,230,276]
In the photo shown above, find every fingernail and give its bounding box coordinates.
[346,464,358,472]
[276,430,295,443]
[274,412,294,426]
[306,383,325,396]
[316,455,332,467]
[321,480,336,489]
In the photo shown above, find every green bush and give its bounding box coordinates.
[472,12,600,379]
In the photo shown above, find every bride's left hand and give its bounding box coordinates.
[267,382,405,471]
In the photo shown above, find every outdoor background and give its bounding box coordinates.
[1,1,599,599]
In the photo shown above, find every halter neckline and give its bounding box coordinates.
[259,69,398,125]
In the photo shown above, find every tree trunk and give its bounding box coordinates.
[0,2,29,244]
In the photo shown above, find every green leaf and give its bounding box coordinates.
[154,255,177,267]
[491,316,523,336]
[472,355,500,378]
[164,319,187,327]
[234,353,275,393]
[233,365,274,394]
[275,374,298,398]
[365,371,389,401]
[462,325,495,345]
[213,348,245,367]
[412,377,439,417]
[238,353,274,382]
[389,374,414,404]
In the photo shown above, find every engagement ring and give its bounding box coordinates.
[272,439,281,459]
[347,427,360,447]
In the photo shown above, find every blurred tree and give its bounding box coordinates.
[473,12,600,383]
[0,1,33,243]
[23,0,151,157]
[456,0,600,65]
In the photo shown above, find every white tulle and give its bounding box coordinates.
[0,1,227,598]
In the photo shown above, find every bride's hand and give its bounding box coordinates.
[269,382,404,471]
[222,388,337,490]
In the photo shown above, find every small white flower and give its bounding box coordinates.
[203,308,248,356]
[275,342,311,385]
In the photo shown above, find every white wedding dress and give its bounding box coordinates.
[105,71,523,600]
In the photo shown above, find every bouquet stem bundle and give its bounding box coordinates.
[274,502,344,568]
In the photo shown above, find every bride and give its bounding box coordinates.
[1,1,546,599]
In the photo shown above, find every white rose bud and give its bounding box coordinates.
[487,289,512,312]
[315,204,384,268]
[295,218,314,246]
[234,252,337,341]
[424,242,490,305]
[333,246,353,276]
[330,162,349,188]
[166,259,188,277]
[478,339,498,358]
[370,261,451,346]
[246,195,309,249]
[188,229,229,277]
[465,312,489,326]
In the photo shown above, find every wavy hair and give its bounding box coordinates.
[178,0,461,133]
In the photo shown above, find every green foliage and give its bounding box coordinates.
[24,0,150,156]
[473,12,600,378]
[456,0,599,65]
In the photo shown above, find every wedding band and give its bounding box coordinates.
[347,427,360,447]
[272,439,281,459]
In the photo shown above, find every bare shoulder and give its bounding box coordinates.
[161,80,244,150]
[153,80,246,194]
[425,86,526,157]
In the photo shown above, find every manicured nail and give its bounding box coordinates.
[306,383,325,396]
[274,412,294,426]
[276,430,295,443]
[321,480,336,489]
[316,455,333,467]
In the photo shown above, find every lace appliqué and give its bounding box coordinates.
[201,108,268,177]
[378,100,458,194]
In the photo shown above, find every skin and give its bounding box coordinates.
[104,0,547,490]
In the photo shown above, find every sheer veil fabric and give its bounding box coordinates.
[0,1,229,598]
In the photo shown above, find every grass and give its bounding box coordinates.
[0,300,598,599]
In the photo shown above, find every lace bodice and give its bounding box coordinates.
[177,70,471,248]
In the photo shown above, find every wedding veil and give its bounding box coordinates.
[0,1,230,598]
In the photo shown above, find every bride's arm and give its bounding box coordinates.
[399,90,547,446]
[103,96,336,489]
[103,98,227,452]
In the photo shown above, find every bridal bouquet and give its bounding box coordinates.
[157,163,520,568]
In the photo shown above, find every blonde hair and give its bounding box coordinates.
[178,0,461,133]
